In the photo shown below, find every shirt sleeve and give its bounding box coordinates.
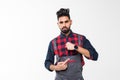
[82,36,98,60]
[44,41,55,71]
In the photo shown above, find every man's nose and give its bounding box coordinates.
[63,22,66,26]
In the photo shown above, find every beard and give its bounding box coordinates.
[61,27,70,34]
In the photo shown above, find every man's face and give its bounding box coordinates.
[57,16,72,34]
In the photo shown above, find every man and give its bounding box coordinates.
[44,8,98,80]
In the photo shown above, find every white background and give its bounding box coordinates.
[0,0,120,80]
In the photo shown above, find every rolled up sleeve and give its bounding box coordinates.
[83,36,98,61]
[44,41,55,71]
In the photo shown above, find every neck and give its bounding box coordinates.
[62,31,71,37]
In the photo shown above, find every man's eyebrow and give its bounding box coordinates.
[65,20,69,23]
[59,20,69,23]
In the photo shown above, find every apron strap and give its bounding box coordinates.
[78,35,81,45]
[53,39,57,50]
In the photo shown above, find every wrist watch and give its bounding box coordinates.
[74,45,78,50]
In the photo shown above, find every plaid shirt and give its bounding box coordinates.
[45,30,98,71]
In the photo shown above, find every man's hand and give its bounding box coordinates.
[65,42,75,50]
[55,58,70,71]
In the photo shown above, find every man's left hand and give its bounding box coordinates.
[65,42,75,50]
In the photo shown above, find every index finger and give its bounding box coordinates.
[62,58,70,65]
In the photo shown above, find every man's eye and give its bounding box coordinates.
[65,21,69,23]
[59,22,63,24]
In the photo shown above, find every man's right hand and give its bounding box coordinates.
[54,58,70,71]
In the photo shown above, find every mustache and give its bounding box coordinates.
[62,26,68,29]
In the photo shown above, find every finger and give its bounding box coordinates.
[63,58,70,65]
[65,43,68,47]
[57,62,63,65]
[66,42,70,46]
[65,44,67,48]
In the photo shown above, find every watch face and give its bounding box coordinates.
[74,45,78,50]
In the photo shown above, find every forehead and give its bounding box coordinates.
[58,16,70,21]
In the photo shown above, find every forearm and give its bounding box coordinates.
[76,46,90,58]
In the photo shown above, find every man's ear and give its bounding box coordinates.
[57,22,59,26]
[70,20,72,25]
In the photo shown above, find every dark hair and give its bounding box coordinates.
[56,8,70,20]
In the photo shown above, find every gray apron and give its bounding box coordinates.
[55,54,84,80]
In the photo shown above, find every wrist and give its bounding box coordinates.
[74,45,78,50]
[50,64,57,71]
[54,65,57,71]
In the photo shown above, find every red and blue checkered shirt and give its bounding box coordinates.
[45,30,98,71]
